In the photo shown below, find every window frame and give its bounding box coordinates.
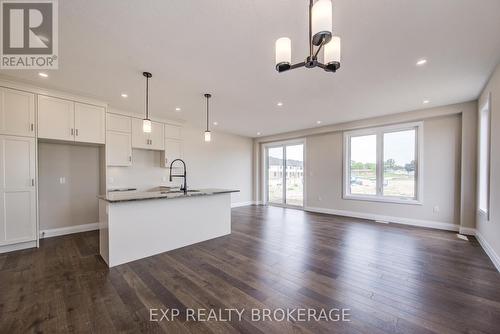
[478,94,491,220]
[343,122,424,205]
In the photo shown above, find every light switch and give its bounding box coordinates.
[59,177,66,184]
[433,205,440,213]
[162,176,167,182]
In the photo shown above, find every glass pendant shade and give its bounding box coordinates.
[324,36,341,64]
[275,37,291,66]
[143,119,152,133]
[312,0,332,44]
[204,131,211,142]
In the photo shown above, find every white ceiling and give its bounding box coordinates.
[2,0,500,137]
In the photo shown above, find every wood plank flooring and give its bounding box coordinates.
[1,205,500,333]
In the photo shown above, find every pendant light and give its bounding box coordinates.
[142,71,152,133]
[275,0,341,74]
[204,93,212,142]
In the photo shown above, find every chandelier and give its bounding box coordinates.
[275,0,341,73]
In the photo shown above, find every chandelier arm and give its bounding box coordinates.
[313,39,327,59]
[290,62,306,70]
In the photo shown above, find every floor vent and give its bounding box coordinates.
[456,234,469,241]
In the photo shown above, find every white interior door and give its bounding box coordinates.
[74,103,105,144]
[38,95,75,141]
[0,136,36,245]
[266,142,304,207]
[0,88,35,137]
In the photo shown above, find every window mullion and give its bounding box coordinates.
[377,131,384,197]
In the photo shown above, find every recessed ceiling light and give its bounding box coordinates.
[316,120,322,124]
[277,102,283,107]
[175,107,181,112]
[423,99,430,104]
[213,121,218,126]
[256,132,261,136]
[38,72,48,78]
[416,59,427,66]
[121,93,128,98]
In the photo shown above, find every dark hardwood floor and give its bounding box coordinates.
[1,205,500,333]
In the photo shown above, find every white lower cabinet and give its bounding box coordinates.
[0,135,36,246]
[161,138,183,168]
[106,131,132,166]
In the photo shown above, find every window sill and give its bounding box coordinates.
[343,194,423,205]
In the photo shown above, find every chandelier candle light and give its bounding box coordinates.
[275,0,341,73]
[204,93,212,142]
[142,71,152,133]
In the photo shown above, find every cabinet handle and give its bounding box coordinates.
[129,156,132,162]
[71,128,74,136]
[150,139,153,145]
[31,179,34,186]
[30,123,34,132]
[75,129,79,136]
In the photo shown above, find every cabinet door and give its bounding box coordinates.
[74,103,105,144]
[0,136,36,245]
[106,131,132,166]
[149,122,164,150]
[131,118,149,149]
[162,139,183,168]
[38,95,75,141]
[164,123,182,140]
[0,88,35,137]
[107,113,131,133]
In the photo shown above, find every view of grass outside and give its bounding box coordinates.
[349,129,416,199]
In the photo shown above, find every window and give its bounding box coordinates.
[344,122,422,204]
[478,95,491,218]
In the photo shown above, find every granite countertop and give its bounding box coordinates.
[98,188,239,203]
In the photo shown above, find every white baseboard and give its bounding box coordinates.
[40,223,99,239]
[459,227,476,236]
[304,206,459,232]
[475,230,500,272]
[0,240,37,254]
[231,201,259,208]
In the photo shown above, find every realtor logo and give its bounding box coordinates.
[0,0,58,69]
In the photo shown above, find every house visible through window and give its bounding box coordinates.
[344,122,422,204]
[478,96,491,218]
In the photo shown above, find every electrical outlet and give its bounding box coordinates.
[108,177,114,184]
[318,195,322,201]
[433,205,440,213]
[162,176,167,182]
[59,177,66,184]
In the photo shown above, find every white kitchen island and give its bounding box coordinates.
[98,189,238,267]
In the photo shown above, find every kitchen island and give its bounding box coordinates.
[98,189,238,267]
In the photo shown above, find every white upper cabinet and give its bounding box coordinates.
[38,95,75,141]
[107,113,131,133]
[161,139,183,168]
[164,123,182,140]
[0,87,35,137]
[74,103,105,144]
[149,122,164,150]
[38,96,105,144]
[106,131,132,167]
[0,135,36,245]
[131,118,164,150]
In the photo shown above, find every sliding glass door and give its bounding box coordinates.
[266,142,304,207]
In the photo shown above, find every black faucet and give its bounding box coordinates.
[169,159,188,194]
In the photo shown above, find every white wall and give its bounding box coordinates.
[476,63,500,270]
[107,125,253,205]
[38,143,101,230]
[255,101,477,231]
[306,114,462,228]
